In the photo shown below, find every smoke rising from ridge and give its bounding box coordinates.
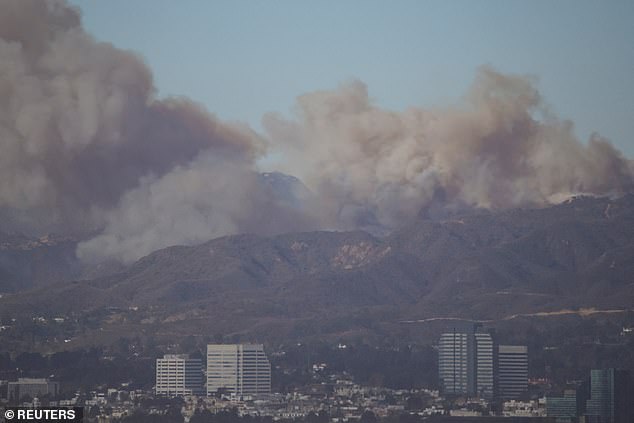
[0,0,313,263]
[264,71,634,229]
[1,1,633,263]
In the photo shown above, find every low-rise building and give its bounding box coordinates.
[7,378,59,402]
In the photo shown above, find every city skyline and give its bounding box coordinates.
[438,324,528,401]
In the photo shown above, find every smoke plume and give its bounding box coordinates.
[1,0,633,263]
[0,0,312,262]
[264,71,634,229]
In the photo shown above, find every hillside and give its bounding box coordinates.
[0,233,81,293]
[1,194,633,347]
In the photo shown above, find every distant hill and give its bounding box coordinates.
[258,171,313,208]
[1,194,633,345]
[0,233,80,293]
[0,172,312,294]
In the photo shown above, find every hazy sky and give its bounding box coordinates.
[70,0,634,157]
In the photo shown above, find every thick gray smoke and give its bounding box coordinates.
[2,1,633,263]
[0,0,311,262]
[77,153,317,263]
[0,0,255,225]
[264,71,634,229]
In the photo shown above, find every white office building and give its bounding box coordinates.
[155,354,204,396]
[475,332,494,399]
[206,344,271,397]
[439,331,470,395]
[438,325,495,399]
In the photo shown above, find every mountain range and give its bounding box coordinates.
[1,193,634,346]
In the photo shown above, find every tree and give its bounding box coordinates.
[15,352,46,372]
[406,396,423,411]
[181,335,197,353]
[359,410,377,423]
[189,409,213,423]
[1,313,12,326]
[317,410,329,423]
[88,405,100,418]
[164,405,184,423]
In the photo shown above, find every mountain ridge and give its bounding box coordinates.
[1,194,633,346]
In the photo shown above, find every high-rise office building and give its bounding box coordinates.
[206,344,271,397]
[546,390,578,423]
[475,332,494,399]
[497,345,528,399]
[438,324,494,399]
[439,330,470,395]
[438,326,528,400]
[155,354,204,396]
[585,369,633,423]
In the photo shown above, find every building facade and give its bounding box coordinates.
[546,390,578,423]
[497,345,528,399]
[439,330,470,395]
[438,325,495,399]
[585,368,633,423]
[475,332,494,399]
[155,354,204,396]
[438,326,528,401]
[206,344,271,397]
[7,378,59,402]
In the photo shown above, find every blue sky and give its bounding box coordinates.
[70,0,634,157]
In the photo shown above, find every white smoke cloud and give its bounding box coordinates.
[264,69,634,229]
[76,153,314,263]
